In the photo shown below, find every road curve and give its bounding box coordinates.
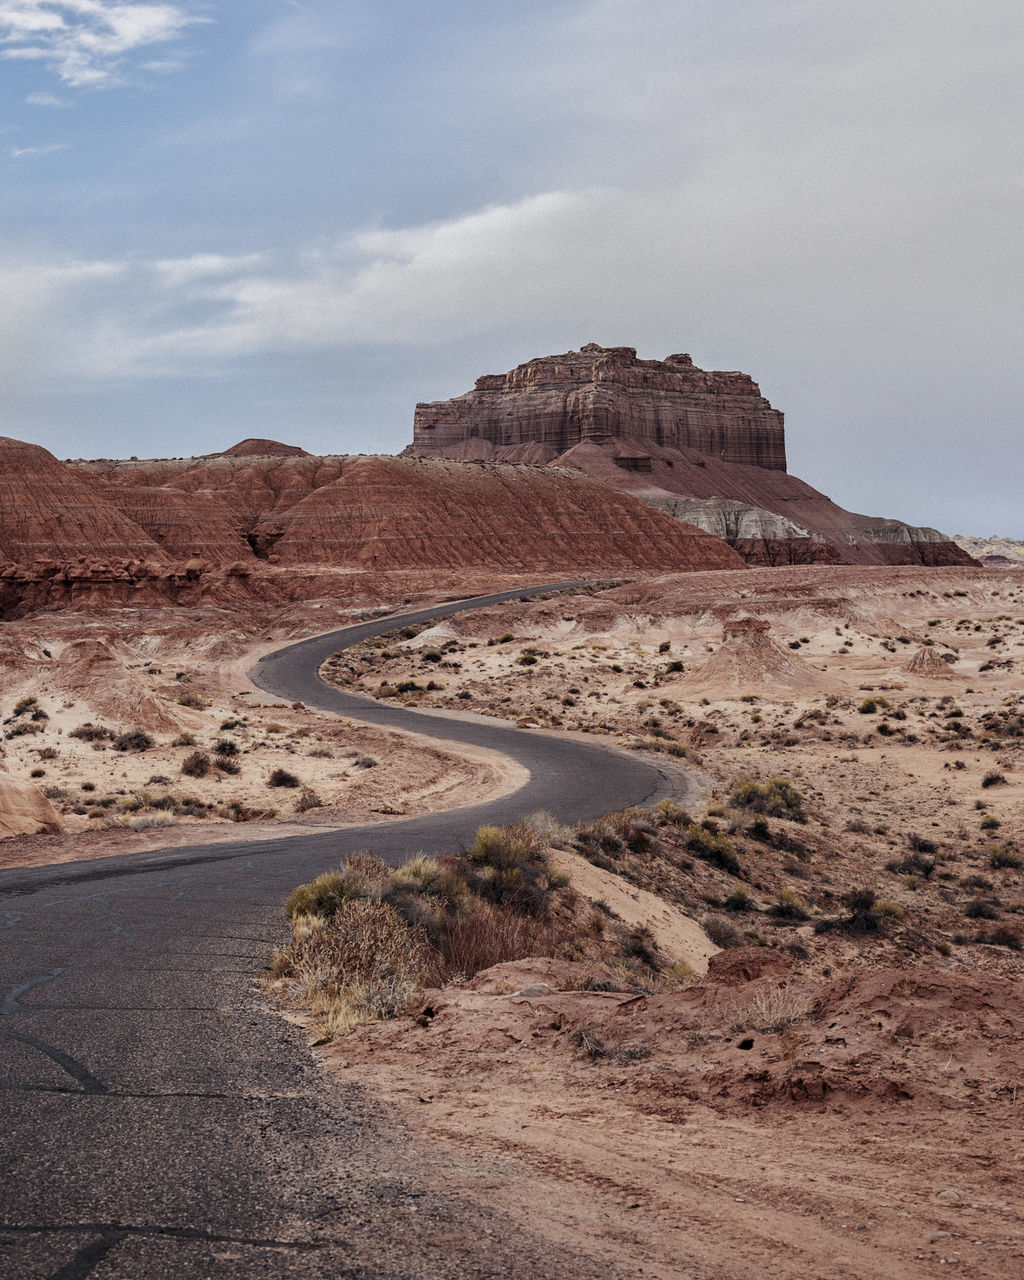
[0,583,695,1280]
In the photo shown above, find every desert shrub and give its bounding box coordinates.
[215,756,241,775]
[214,739,239,756]
[974,927,1022,951]
[295,789,324,812]
[729,777,806,823]
[886,851,936,879]
[569,1025,611,1059]
[988,843,1021,869]
[12,695,38,716]
[465,821,555,916]
[666,660,684,673]
[69,722,112,742]
[29,768,45,778]
[908,832,938,854]
[220,718,245,731]
[112,729,153,752]
[269,768,301,788]
[981,816,1001,830]
[622,924,662,968]
[981,771,1007,788]
[435,896,557,978]
[730,983,814,1033]
[517,653,538,666]
[684,822,741,876]
[37,747,58,761]
[5,722,42,739]
[176,692,206,709]
[702,913,746,948]
[574,808,660,865]
[422,650,442,663]
[768,888,809,921]
[964,899,999,920]
[395,681,423,694]
[276,900,441,1034]
[723,886,755,912]
[286,869,352,919]
[171,731,196,747]
[655,796,690,826]
[181,751,210,778]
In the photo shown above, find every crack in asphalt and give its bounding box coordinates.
[1,1029,108,1095]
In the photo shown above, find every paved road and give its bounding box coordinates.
[0,583,693,1279]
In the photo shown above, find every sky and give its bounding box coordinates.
[0,1,1021,537]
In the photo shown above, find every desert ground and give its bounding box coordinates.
[301,563,1021,1278]
[4,563,1022,1277]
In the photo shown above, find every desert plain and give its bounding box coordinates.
[4,559,1021,1278]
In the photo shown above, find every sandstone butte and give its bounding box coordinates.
[406,343,975,569]
[0,435,743,616]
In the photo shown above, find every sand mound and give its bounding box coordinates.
[0,771,63,838]
[682,618,824,696]
[903,645,958,678]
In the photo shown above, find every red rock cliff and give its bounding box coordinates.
[413,344,786,470]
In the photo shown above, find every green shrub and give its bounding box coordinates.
[730,777,806,823]
[685,822,741,876]
[988,843,1021,869]
[768,888,809,921]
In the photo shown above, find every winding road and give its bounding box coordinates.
[0,583,694,1279]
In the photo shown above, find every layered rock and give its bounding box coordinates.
[407,346,974,569]
[413,344,786,469]
[0,437,171,567]
[244,456,744,573]
[0,435,744,616]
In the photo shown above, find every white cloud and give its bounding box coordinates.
[9,141,68,155]
[25,88,67,104]
[0,1,206,87]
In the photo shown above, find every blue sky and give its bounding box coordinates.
[1,0,1021,536]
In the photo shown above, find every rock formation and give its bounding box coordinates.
[903,646,958,679]
[681,618,823,696]
[952,534,1024,567]
[406,345,975,569]
[0,435,744,615]
[0,771,63,838]
[413,343,787,469]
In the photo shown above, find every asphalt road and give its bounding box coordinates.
[0,582,695,1279]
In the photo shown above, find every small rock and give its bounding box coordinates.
[937,1189,961,1202]
[927,1231,952,1244]
[514,982,552,997]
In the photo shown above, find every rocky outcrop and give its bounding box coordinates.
[406,348,974,569]
[219,438,311,458]
[0,771,63,838]
[952,534,1024,567]
[642,494,841,567]
[413,344,786,469]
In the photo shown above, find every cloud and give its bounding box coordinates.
[9,141,68,155]
[25,89,67,105]
[0,1,206,87]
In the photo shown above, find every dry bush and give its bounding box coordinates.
[729,982,814,1033]
[276,900,441,1036]
[436,897,557,979]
